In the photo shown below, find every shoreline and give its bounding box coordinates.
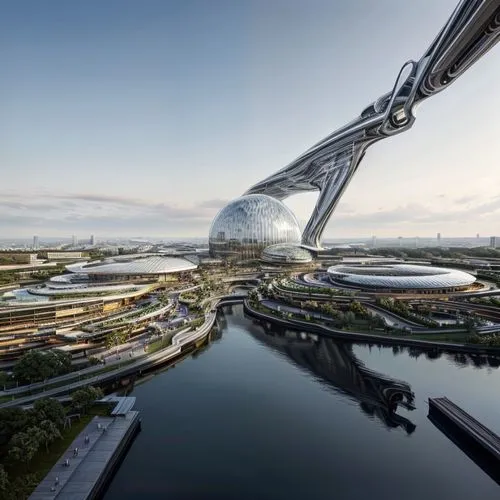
[243,300,500,355]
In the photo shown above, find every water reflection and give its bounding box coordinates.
[389,344,500,369]
[240,313,417,434]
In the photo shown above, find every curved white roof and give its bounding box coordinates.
[327,264,476,290]
[66,256,197,275]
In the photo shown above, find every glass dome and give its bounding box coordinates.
[262,243,313,264]
[209,194,301,260]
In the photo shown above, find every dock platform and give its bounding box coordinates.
[428,396,500,485]
[30,402,140,499]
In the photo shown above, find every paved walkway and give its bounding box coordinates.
[30,411,140,499]
[1,302,186,397]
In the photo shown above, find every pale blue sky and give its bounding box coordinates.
[1,0,499,239]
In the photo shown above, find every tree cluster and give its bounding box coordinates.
[70,386,104,414]
[0,386,104,499]
[466,334,500,346]
[376,298,439,328]
[0,398,65,499]
[13,350,72,384]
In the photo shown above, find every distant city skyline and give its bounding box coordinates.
[2,0,499,238]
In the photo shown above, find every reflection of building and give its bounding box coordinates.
[246,322,416,433]
[209,194,301,260]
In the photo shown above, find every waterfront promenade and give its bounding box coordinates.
[244,300,500,354]
[30,399,140,500]
[0,297,237,408]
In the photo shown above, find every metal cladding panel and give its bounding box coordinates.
[209,195,301,260]
[67,256,197,275]
[244,1,500,249]
[327,264,476,290]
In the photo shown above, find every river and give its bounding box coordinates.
[104,305,500,499]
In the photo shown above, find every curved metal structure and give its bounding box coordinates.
[245,0,500,249]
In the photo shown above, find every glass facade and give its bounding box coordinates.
[262,243,313,264]
[209,194,301,260]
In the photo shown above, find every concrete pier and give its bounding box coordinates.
[30,398,140,500]
[428,396,500,485]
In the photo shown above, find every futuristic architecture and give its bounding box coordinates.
[327,264,476,293]
[244,0,500,249]
[66,255,197,280]
[261,243,313,265]
[209,194,301,260]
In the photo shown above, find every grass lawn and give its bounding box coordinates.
[147,332,175,354]
[5,404,112,498]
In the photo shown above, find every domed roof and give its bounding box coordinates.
[327,264,476,290]
[209,194,301,260]
[66,256,197,275]
[262,243,313,263]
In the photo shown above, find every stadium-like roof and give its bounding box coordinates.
[66,256,197,275]
[327,264,476,290]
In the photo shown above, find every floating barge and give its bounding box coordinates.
[428,396,500,485]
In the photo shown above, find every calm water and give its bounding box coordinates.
[105,305,500,499]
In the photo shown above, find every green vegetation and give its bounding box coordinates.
[376,297,440,327]
[70,386,104,414]
[0,271,21,286]
[0,389,106,499]
[146,331,176,354]
[273,279,356,297]
[466,334,500,346]
[251,297,384,332]
[105,327,132,350]
[13,350,72,384]
[81,301,165,333]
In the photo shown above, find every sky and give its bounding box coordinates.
[1,0,499,240]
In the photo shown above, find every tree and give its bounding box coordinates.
[71,386,104,414]
[0,408,29,445]
[32,398,65,429]
[38,420,62,452]
[13,350,71,384]
[0,465,10,500]
[344,311,356,327]
[349,300,367,318]
[0,371,9,390]
[464,317,478,334]
[8,427,41,466]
